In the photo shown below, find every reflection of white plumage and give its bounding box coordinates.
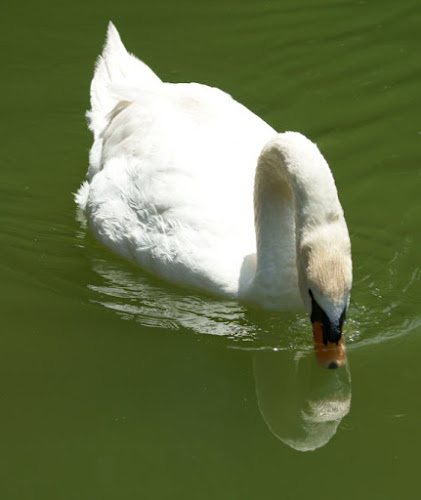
[76,23,352,329]
[253,349,351,451]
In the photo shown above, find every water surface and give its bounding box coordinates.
[1,0,421,498]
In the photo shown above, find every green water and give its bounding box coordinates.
[2,0,421,498]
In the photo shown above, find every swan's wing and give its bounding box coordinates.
[81,22,276,292]
[88,22,162,141]
[83,82,276,293]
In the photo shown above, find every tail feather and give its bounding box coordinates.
[74,180,90,210]
[88,22,162,139]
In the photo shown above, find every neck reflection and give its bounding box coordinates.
[253,349,351,451]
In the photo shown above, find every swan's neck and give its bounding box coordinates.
[251,132,343,308]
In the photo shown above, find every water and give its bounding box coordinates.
[1,0,421,498]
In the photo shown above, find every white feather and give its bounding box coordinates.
[76,22,352,316]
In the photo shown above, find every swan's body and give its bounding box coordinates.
[76,23,352,359]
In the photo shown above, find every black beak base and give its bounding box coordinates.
[309,290,346,344]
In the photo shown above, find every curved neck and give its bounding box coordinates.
[251,132,343,307]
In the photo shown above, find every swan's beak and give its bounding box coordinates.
[312,321,346,369]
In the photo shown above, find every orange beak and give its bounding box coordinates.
[312,321,346,369]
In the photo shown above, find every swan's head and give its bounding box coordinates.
[298,222,352,369]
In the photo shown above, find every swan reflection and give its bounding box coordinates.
[253,349,351,451]
[88,257,351,452]
[88,258,312,342]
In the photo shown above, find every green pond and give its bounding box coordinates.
[2,0,421,498]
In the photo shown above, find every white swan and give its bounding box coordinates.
[76,23,352,368]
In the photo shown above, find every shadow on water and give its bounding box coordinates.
[253,349,351,451]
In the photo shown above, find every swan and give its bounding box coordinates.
[75,23,352,368]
